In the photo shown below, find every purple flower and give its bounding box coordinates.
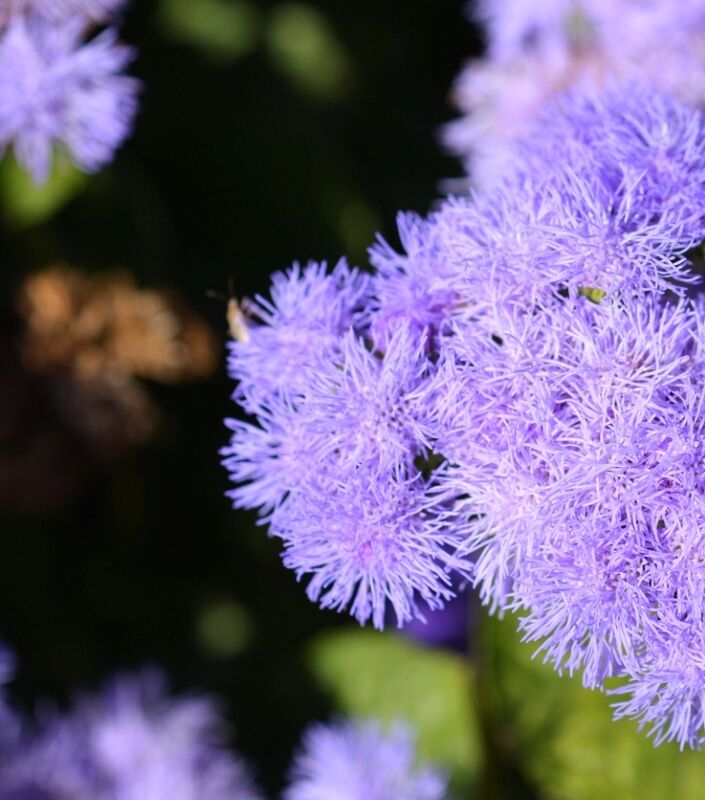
[445,0,705,185]
[400,583,471,651]
[0,645,14,693]
[284,719,448,800]
[222,61,705,745]
[273,466,470,629]
[224,317,472,627]
[223,322,432,517]
[0,0,127,27]
[437,85,705,306]
[368,212,458,349]
[227,260,371,411]
[0,671,262,800]
[299,325,435,477]
[430,290,705,745]
[221,391,326,519]
[0,13,138,183]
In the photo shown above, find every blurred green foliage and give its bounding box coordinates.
[309,627,484,792]
[159,0,262,62]
[0,154,87,229]
[266,3,353,100]
[481,613,705,800]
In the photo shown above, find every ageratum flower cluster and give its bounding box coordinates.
[223,80,705,748]
[444,0,705,186]
[0,0,138,183]
[0,669,263,800]
[285,719,447,800]
[0,645,446,800]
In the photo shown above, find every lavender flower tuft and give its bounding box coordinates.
[445,0,705,185]
[285,719,448,800]
[0,9,138,183]
[0,671,262,800]
[227,260,371,410]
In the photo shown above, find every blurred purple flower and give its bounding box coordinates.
[285,719,448,800]
[0,645,14,692]
[0,13,138,183]
[0,671,262,800]
[445,0,705,185]
[0,0,127,27]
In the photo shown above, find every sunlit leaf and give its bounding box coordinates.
[0,154,87,229]
[159,0,261,62]
[266,3,353,100]
[308,628,483,789]
[482,613,705,800]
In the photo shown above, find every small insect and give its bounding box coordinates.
[226,296,250,343]
[208,280,251,343]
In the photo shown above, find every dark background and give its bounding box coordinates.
[0,0,481,792]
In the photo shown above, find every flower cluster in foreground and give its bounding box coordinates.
[223,78,705,748]
[0,0,138,183]
[444,0,705,186]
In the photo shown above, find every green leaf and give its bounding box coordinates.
[158,0,262,62]
[308,628,483,789]
[0,154,87,229]
[481,613,705,800]
[266,3,353,101]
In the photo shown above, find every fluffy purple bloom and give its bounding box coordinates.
[445,0,705,185]
[227,260,371,411]
[285,719,448,800]
[222,392,322,519]
[0,0,127,27]
[368,212,458,349]
[0,671,262,800]
[222,56,705,744]
[0,13,138,183]
[299,326,435,477]
[273,466,470,629]
[429,291,705,746]
[436,85,705,307]
[224,315,472,627]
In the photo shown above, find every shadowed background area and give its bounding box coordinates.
[0,0,480,793]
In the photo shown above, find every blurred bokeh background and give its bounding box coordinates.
[0,0,483,794]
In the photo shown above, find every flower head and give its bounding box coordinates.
[0,0,127,27]
[446,0,705,185]
[285,719,447,800]
[436,85,705,306]
[227,260,371,411]
[0,13,138,183]
[273,466,470,629]
[0,671,262,800]
[368,212,458,349]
